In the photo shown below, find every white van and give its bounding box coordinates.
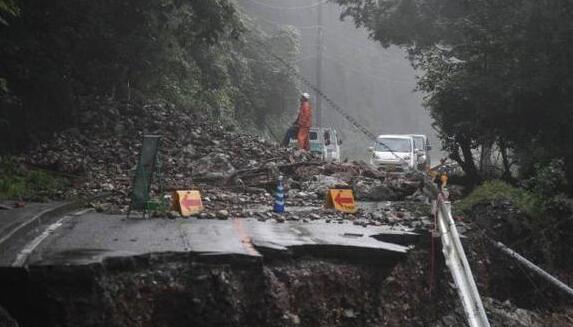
[369,134,416,171]
[289,127,342,161]
[309,127,342,162]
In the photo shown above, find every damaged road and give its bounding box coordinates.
[0,104,450,327]
[3,105,571,326]
[0,206,423,327]
[2,204,568,327]
[1,211,417,267]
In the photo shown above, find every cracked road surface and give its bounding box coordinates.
[4,210,418,266]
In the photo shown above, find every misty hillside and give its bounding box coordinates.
[237,0,438,160]
[0,1,572,327]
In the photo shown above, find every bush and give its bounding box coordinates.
[523,159,567,197]
[457,180,545,220]
[0,158,68,200]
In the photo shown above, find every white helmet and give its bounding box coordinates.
[301,92,310,100]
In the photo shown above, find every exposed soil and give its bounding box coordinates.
[1,94,571,327]
[0,253,411,327]
[461,200,573,318]
[1,229,571,327]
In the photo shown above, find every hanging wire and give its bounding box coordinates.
[253,14,323,30]
[322,54,414,85]
[234,1,412,163]
[295,53,412,85]
[478,232,562,308]
[514,255,560,308]
[251,38,411,164]
[243,0,329,10]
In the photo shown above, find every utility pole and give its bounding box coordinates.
[315,2,323,127]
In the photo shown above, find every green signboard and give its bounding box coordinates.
[130,135,161,212]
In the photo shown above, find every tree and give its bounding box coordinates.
[335,0,573,188]
[0,0,301,152]
[0,0,19,25]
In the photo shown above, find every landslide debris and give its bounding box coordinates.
[3,102,572,326]
[7,102,572,326]
[15,102,423,222]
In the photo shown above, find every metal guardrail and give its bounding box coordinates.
[434,192,491,327]
[260,33,491,322]
[490,239,573,298]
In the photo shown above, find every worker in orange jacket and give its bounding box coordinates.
[296,92,312,151]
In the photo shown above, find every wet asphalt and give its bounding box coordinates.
[10,211,417,266]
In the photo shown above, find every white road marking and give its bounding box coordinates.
[0,208,54,246]
[72,208,94,216]
[292,228,303,235]
[12,216,69,267]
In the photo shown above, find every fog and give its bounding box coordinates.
[236,0,441,162]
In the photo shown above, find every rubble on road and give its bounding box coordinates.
[16,102,425,224]
[191,152,236,183]
[352,177,397,201]
[301,175,348,197]
[10,104,573,327]
[20,102,314,199]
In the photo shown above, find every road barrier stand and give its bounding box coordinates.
[273,175,285,213]
[172,190,203,217]
[325,188,358,213]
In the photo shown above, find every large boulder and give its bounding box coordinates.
[353,177,399,201]
[302,175,348,197]
[385,172,423,198]
[192,152,236,182]
[322,161,386,181]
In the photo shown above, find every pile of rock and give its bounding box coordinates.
[18,100,426,224]
[20,102,314,199]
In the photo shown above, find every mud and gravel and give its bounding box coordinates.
[3,103,571,326]
[2,237,570,327]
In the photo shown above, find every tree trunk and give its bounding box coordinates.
[498,138,512,182]
[563,152,573,194]
[448,138,480,187]
[479,139,494,177]
[458,137,480,186]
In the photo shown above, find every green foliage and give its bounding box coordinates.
[0,158,68,200]
[458,177,572,223]
[0,0,19,25]
[0,0,301,152]
[228,22,301,132]
[335,0,573,189]
[457,180,545,220]
[524,159,568,198]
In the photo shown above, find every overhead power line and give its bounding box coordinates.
[243,0,329,10]
[271,51,378,140]
[296,54,414,86]
[247,14,401,62]
[253,39,410,164]
[253,15,322,30]
[322,54,414,85]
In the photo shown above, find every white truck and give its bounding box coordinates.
[369,134,416,171]
[309,127,342,162]
[288,127,342,162]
